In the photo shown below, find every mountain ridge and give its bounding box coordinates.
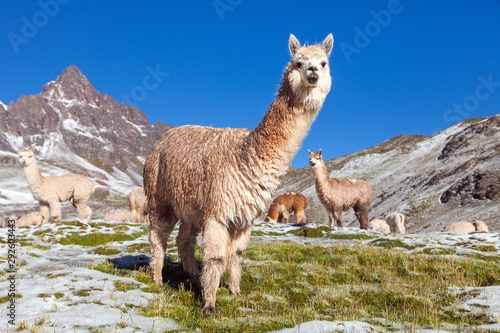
[0,66,498,231]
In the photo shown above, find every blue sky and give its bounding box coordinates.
[1,1,499,168]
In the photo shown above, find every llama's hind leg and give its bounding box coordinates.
[200,218,229,314]
[76,200,92,220]
[333,210,343,227]
[176,220,202,288]
[149,209,177,286]
[227,226,251,296]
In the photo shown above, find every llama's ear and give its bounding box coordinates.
[30,147,36,153]
[318,149,322,156]
[322,34,334,57]
[289,34,301,57]
[308,149,312,155]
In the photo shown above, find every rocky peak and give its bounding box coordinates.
[41,65,102,106]
[0,65,172,185]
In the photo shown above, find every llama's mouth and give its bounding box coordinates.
[307,74,319,85]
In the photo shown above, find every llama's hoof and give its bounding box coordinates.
[202,304,216,315]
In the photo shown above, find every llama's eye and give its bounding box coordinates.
[321,61,327,68]
[296,62,302,68]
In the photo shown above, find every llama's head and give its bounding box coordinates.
[287,34,333,101]
[308,149,323,168]
[18,147,36,167]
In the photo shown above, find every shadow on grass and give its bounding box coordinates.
[108,254,200,293]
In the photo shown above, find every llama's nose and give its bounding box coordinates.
[308,66,318,72]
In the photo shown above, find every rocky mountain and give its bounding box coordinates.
[0,65,172,219]
[0,65,171,184]
[277,115,500,233]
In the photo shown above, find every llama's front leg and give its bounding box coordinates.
[354,207,369,230]
[76,201,92,220]
[284,210,291,224]
[200,218,229,315]
[39,202,50,224]
[227,226,251,296]
[333,210,343,227]
[176,220,202,288]
[49,201,61,221]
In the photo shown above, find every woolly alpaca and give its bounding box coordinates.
[144,34,333,314]
[368,218,390,233]
[447,221,476,234]
[264,192,309,224]
[473,220,489,232]
[308,149,373,229]
[17,212,44,227]
[386,212,406,234]
[128,188,149,223]
[18,147,95,223]
[104,208,132,222]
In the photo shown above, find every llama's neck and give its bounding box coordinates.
[23,161,44,190]
[312,161,331,186]
[245,66,329,174]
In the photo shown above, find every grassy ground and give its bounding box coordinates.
[92,237,500,333]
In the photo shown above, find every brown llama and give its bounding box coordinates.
[264,192,309,224]
[128,188,149,223]
[308,149,373,229]
[144,34,333,314]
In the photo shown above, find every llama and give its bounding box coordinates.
[368,218,390,233]
[104,208,132,222]
[128,188,149,223]
[447,221,476,234]
[308,149,373,229]
[473,220,489,232]
[264,192,309,224]
[144,33,333,314]
[18,147,95,223]
[386,212,406,234]
[0,217,6,228]
[17,212,44,227]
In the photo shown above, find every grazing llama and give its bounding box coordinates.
[386,212,406,234]
[17,212,44,227]
[18,147,95,223]
[447,221,476,234]
[128,188,149,223]
[144,33,334,314]
[104,208,132,222]
[368,218,390,233]
[264,192,309,224]
[473,220,489,232]
[308,149,373,229]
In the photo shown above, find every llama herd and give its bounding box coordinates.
[2,34,492,314]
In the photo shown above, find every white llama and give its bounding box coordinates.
[104,208,132,222]
[128,188,149,223]
[18,147,95,223]
[447,221,476,234]
[386,212,406,234]
[368,219,390,233]
[144,34,333,314]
